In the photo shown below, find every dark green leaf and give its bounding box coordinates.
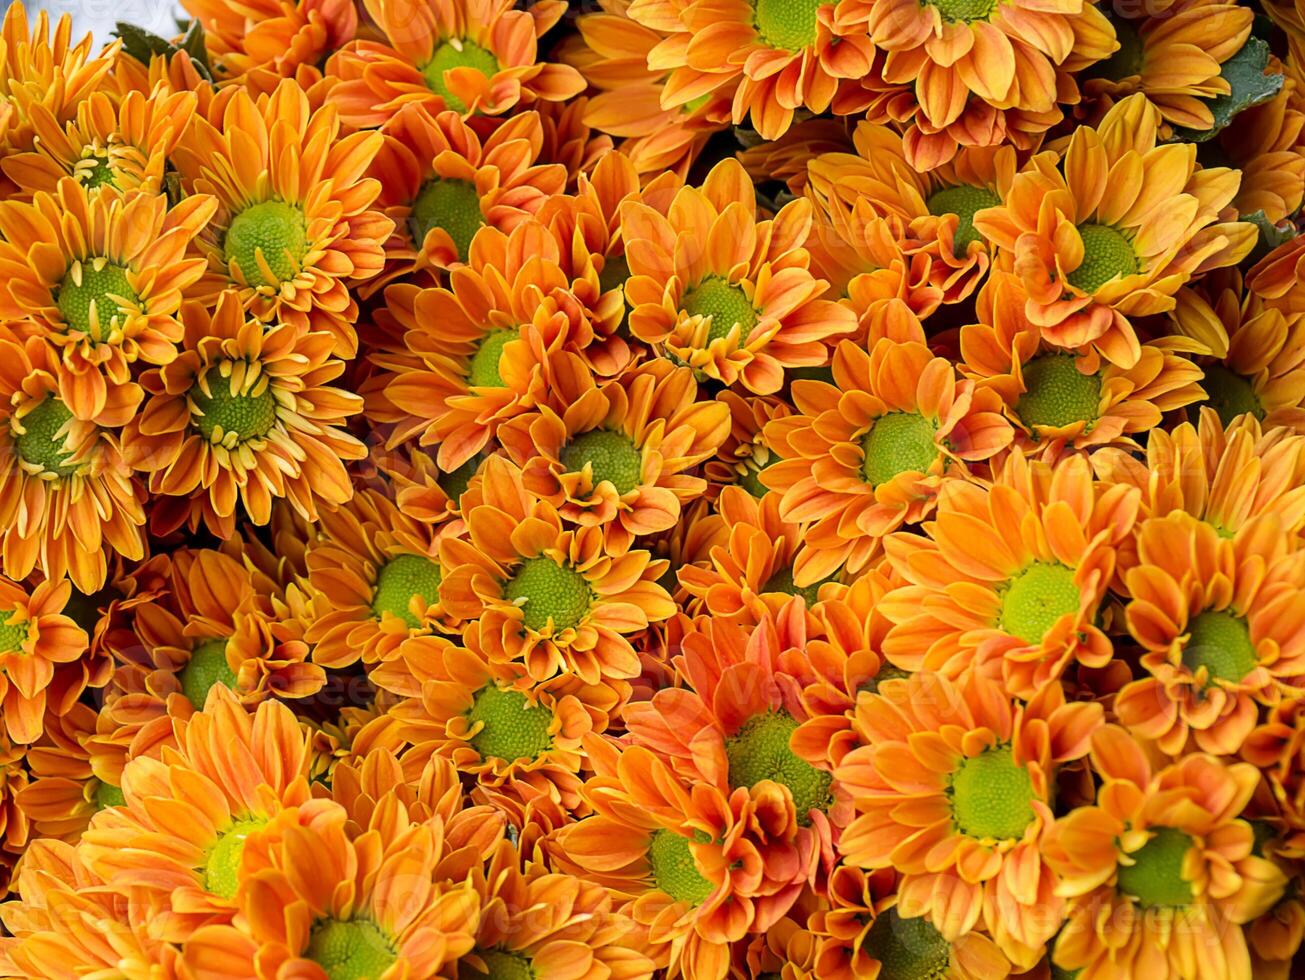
[1173,37,1284,143]
[177,20,212,74]
[1244,209,1300,266]
[111,23,177,65]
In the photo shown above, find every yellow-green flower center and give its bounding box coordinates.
[681,277,758,344]
[180,638,237,709]
[1116,827,1195,909]
[460,950,536,980]
[927,0,997,23]
[467,329,516,389]
[94,780,125,810]
[559,429,642,494]
[752,0,820,49]
[864,908,951,980]
[860,412,939,486]
[1200,364,1264,427]
[371,554,442,630]
[648,829,715,906]
[1000,562,1081,644]
[203,817,266,899]
[420,40,500,113]
[1067,223,1138,293]
[1016,354,1102,429]
[1182,610,1258,685]
[949,746,1035,841]
[503,557,592,633]
[410,178,485,262]
[305,918,398,980]
[725,711,832,824]
[224,200,308,288]
[57,259,139,341]
[466,685,554,762]
[926,184,1001,255]
[77,153,118,189]
[191,367,278,444]
[14,398,77,477]
[0,610,29,653]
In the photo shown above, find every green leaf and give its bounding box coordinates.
[1244,209,1300,266]
[111,19,213,84]
[177,20,212,75]
[1173,37,1283,143]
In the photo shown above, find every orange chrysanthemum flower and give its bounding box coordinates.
[621,159,855,393]
[1113,512,1305,756]
[1244,699,1305,859]
[0,179,215,421]
[173,81,391,355]
[973,94,1256,368]
[500,357,730,553]
[123,291,364,538]
[181,0,358,87]
[1044,725,1286,979]
[0,576,86,744]
[1213,80,1305,225]
[13,703,124,843]
[703,391,793,497]
[326,0,584,127]
[441,457,674,685]
[0,734,25,899]
[762,338,1013,585]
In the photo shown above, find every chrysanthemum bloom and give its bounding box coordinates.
[0,575,88,745]
[973,94,1256,368]
[0,839,183,977]
[181,0,358,87]
[442,457,674,685]
[1244,700,1305,858]
[0,178,215,421]
[377,222,591,470]
[535,97,614,189]
[1044,725,1286,979]
[0,335,146,592]
[810,866,1012,980]
[57,552,167,678]
[879,452,1137,695]
[304,486,457,678]
[2,87,196,197]
[1249,232,1305,316]
[123,291,364,538]
[500,358,730,553]
[960,270,1206,449]
[76,688,315,944]
[630,0,873,140]
[0,734,26,899]
[173,81,391,355]
[1114,512,1305,756]
[1080,0,1252,131]
[1214,81,1305,224]
[183,802,482,979]
[836,671,1100,967]
[762,338,1013,585]
[622,158,856,394]
[326,0,585,127]
[561,0,735,176]
[1248,882,1305,980]
[368,106,566,285]
[703,391,793,497]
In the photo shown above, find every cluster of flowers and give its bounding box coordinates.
[0,0,1303,977]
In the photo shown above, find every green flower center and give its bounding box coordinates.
[467,329,516,389]
[752,0,820,49]
[648,829,715,906]
[94,780,125,810]
[1182,610,1258,685]
[57,260,139,341]
[926,184,1001,255]
[203,817,266,899]
[14,398,77,477]
[466,685,554,762]
[191,367,278,444]
[1067,223,1138,293]
[1016,354,1102,429]
[460,950,536,980]
[864,908,951,980]
[0,610,29,654]
[305,918,398,980]
[420,40,499,114]
[224,200,308,288]
[1200,364,1264,427]
[559,429,642,494]
[179,638,237,709]
[78,154,118,189]
[1000,562,1081,644]
[927,0,997,23]
[681,277,758,344]
[725,711,832,823]
[439,453,482,504]
[410,178,485,262]
[860,412,939,486]
[1116,827,1195,909]
[949,746,1036,841]
[371,554,442,630]
[503,557,592,633]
